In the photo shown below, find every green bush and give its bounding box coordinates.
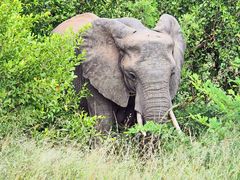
[161,0,239,136]
[80,0,159,27]
[20,0,81,35]
[0,0,97,141]
[19,0,159,35]
[180,1,239,88]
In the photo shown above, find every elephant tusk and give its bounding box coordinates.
[136,112,143,125]
[169,110,182,133]
[136,112,146,136]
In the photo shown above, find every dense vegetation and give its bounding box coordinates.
[0,0,239,178]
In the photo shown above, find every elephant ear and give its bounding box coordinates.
[81,18,136,107]
[154,14,186,99]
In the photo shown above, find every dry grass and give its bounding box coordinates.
[0,133,239,180]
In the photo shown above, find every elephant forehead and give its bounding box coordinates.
[125,30,174,47]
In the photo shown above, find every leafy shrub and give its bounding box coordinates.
[180,1,239,89]
[190,74,240,134]
[0,0,96,140]
[191,75,240,122]
[126,121,171,135]
[80,0,159,27]
[166,0,240,137]
[20,0,81,35]
[19,0,159,35]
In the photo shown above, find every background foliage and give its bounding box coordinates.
[0,0,239,142]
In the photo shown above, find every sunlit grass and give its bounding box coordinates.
[0,132,239,180]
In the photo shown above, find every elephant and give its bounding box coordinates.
[52,13,186,133]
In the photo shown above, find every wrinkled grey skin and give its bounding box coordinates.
[53,13,186,132]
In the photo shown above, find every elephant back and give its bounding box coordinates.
[52,13,99,35]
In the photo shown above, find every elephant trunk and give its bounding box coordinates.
[142,81,172,123]
[144,98,171,123]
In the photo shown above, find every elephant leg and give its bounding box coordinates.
[87,84,115,133]
[115,96,136,128]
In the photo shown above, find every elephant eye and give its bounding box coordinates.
[127,71,136,80]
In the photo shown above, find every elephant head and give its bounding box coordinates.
[81,14,186,125]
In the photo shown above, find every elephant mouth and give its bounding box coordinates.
[136,110,182,134]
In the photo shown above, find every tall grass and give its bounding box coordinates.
[1,131,239,179]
